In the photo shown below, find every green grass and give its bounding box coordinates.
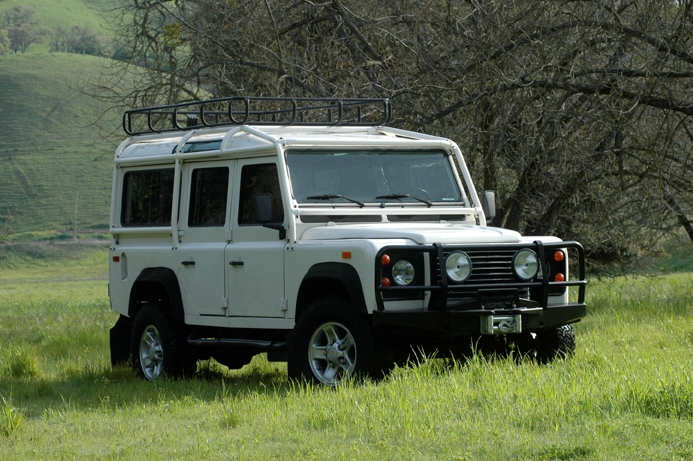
[0,243,108,302]
[1,252,693,459]
[0,52,119,235]
[654,237,693,273]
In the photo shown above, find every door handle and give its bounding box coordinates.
[229,261,244,266]
[181,260,195,266]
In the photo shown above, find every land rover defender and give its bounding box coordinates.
[108,97,587,384]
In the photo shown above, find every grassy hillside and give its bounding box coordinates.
[0,52,120,236]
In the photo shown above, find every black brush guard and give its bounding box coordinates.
[373,241,587,335]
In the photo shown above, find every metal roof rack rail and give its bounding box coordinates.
[122,96,392,136]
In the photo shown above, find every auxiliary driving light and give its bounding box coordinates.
[445,251,472,283]
[513,249,539,281]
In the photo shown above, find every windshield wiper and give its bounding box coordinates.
[376,193,432,207]
[306,194,365,207]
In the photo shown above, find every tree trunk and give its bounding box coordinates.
[664,190,693,244]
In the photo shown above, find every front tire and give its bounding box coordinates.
[535,324,576,364]
[287,297,376,385]
[130,305,196,380]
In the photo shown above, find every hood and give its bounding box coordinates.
[299,222,522,245]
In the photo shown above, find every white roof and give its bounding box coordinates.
[116,124,454,162]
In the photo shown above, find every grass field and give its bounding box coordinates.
[0,246,692,459]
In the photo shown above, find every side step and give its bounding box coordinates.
[187,335,287,351]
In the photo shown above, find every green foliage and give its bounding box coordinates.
[8,350,39,379]
[1,395,24,437]
[162,22,182,48]
[49,24,103,55]
[0,28,9,54]
[2,0,113,42]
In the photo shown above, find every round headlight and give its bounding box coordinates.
[513,249,539,281]
[446,251,472,283]
[392,260,415,286]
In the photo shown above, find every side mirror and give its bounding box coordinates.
[254,193,287,239]
[482,190,496,220]
[254,193,274,223]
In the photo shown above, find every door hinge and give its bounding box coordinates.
[225,230,233,242]
[221,297,228,309]
[280,298,288,312]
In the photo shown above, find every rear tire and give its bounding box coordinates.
[535,324,576,364]
[287,297,376,385]
[130,305,196,380]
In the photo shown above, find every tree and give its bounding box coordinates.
[6,24,37,53]
[2,6,44,53]
[100,0,693,269]
[0,28,10,55]
[50,25,103,55]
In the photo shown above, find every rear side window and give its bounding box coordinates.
[188,167,229,227]
[121,169,174,226]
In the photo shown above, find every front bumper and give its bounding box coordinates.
[374,240,587,335]
[372,303,586,336]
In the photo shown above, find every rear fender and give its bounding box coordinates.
[128,267,184,322]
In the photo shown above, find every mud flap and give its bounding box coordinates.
[110,315,133,366]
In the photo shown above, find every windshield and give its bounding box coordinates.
[286,149,463,204]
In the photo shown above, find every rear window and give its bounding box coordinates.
[121,169,174,226]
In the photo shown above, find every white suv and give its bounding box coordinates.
[108,97,587,384]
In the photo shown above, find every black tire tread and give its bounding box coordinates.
[287,296,375,384]
[130,304,196,380]
[535,324,576,364]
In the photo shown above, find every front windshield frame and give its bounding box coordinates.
[285,149,465,206]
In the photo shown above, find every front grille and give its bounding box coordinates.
[434,248,530,306]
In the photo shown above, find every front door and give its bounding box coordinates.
[225,159,287,318]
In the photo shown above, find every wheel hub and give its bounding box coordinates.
[308,321,357,385]
[326,341,347,364]
[139,325,164,380]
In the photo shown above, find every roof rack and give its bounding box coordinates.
[122,96,392,135]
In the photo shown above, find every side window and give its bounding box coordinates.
[188,167,229,227]
[238,163,284,225]
[121,169,174,227]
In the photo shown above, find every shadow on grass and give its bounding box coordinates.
[0,357,294,417]
[0,339,552,420]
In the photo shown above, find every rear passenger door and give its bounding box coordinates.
[225,159,287,318]
[177,161,233,316]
